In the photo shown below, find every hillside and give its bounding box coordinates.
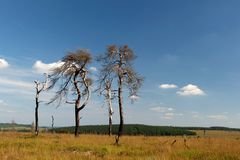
[0,123,31,132]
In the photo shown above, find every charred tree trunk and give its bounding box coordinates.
[51,115,54,134]
[116,76,123,144]
[75,105,80,137]
[74,70,81,137]
[34,76,47,136]
[35,92,39,136]
[74,69,91,137]
[109,114,112,136]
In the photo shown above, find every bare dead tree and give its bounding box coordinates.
[34,74,47,136]
[105,80,114,136]
[47,49,92,137]
[98,80,115,136]
[97,45,143,144]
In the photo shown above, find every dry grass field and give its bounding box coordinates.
[0,131,239,160]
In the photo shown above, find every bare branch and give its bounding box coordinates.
[66,101,75,104]
[78,75,91,111]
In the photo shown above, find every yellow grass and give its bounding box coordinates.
[194,130,240,139]
[0,131,239,160]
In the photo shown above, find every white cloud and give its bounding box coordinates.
[90,66,97,72]
[33,60,64,74]
[0,77,33,88]
[177,84,205,96]
[159,84,178,89]
[207,115,228,121]
[0,59,9,69]
[150,106,174,113]
[150,105,184,120]
[162,112,183,120]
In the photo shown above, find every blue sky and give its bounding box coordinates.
[0,0,240,127]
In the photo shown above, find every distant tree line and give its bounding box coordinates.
[50,124,196,136]
[2,123,240,135]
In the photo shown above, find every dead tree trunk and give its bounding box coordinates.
[106,81,114,136]
[108,106,113,136]
[75,106,80,136]
[34,81,43,136]
[73,69,91,137]
[109,114,113,136]
[116,76,123,144]
[35,91,39,136]
[74,71,81,137]
[115,51,124,144]
[34,75,47,136]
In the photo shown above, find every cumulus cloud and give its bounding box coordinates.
[177,84,205,96]
[33,60,64,74]
[90,66,97,72]
[207,115,228,121]
[159,84,178,89]
[0,59,9,69]
[150,106,174,113]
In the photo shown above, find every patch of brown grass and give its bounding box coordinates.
[0,131,239,160]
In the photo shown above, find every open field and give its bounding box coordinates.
[0,131,239,160]
[194,130,240,139]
